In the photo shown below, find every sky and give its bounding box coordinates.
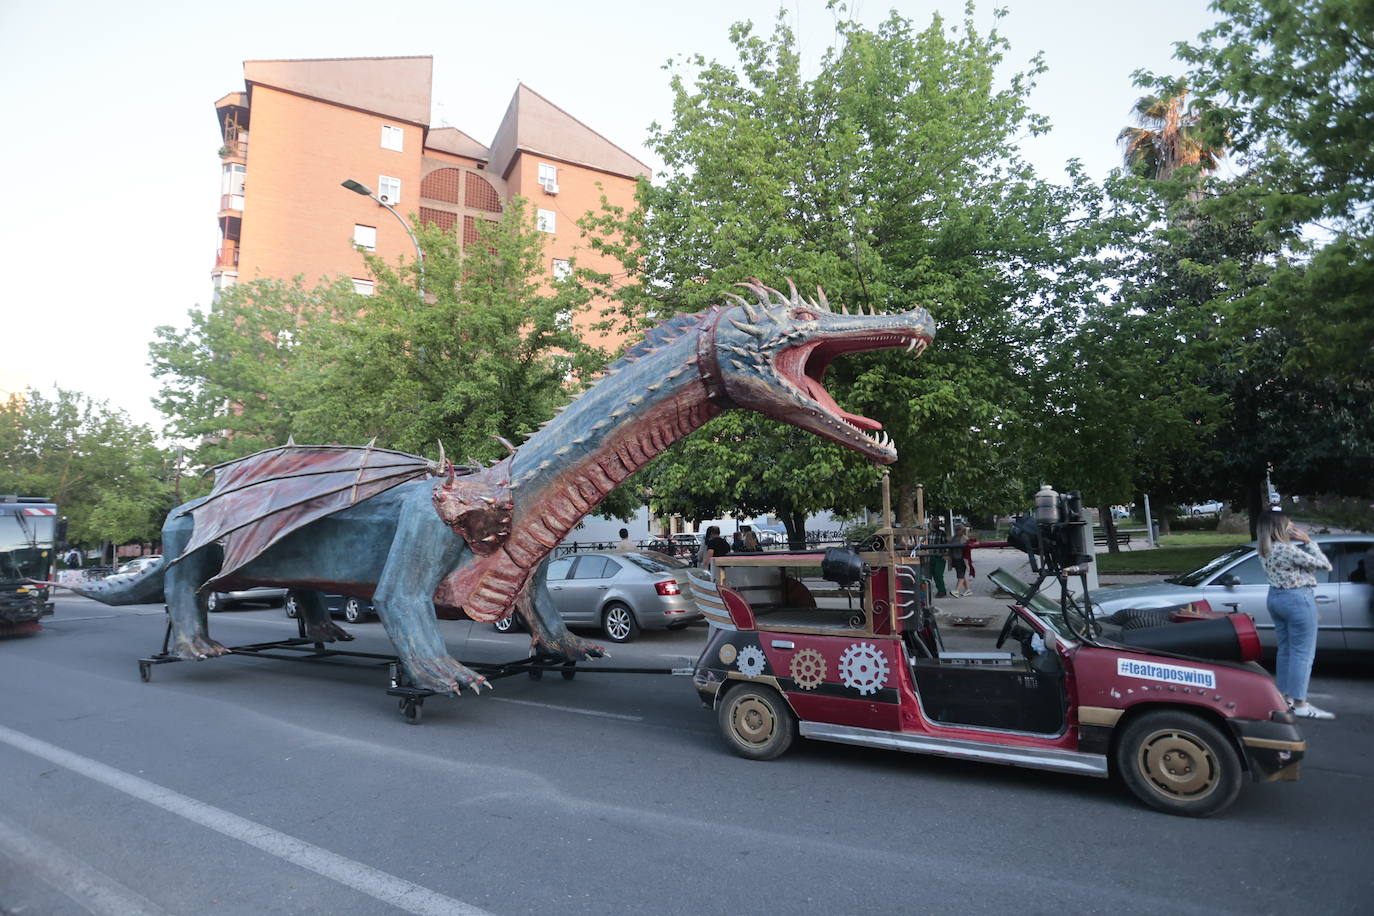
[0,0,1221,436]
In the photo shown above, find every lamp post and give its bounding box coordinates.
[340,179,425,299]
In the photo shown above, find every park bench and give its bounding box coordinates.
[1093,530,1133,549]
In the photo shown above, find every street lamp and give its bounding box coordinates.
[341,179,425,299]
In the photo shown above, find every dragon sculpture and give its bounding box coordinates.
[70,281,935,694]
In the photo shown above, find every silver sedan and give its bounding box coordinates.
[495,550,710,642]
[1091,535,1374,658]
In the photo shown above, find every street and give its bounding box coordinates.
[1,594,1370,915]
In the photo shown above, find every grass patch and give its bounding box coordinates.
[1157,532,1252,548]
[1097,540,1246,576]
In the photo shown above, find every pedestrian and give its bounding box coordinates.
[926,519,948,598]
[731,530,745,552]
[950,526,972,597]
[740,524,760,552]
[63,547,82,568]
[1257,511,1335,720]
[702,525,731,579]
[615,528,635,551]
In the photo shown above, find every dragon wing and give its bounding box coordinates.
[174,441,433,581]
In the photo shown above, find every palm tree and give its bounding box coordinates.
[1118,86,1224,182]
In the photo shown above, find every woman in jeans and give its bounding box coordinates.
[1257,511,1335,720]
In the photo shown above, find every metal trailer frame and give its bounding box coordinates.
[136,614,690,723]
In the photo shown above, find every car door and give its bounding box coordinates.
[543,556,577,619]
[1330,542,1374,654]
[1205,551,1344,652]
[558,555,612,625]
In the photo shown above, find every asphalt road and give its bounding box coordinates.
[1,594,1370,915]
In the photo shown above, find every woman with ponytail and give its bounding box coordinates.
[1257,511,1335,719]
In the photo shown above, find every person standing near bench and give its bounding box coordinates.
[950,526,973,597]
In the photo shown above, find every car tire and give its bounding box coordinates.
[717,684,796,761]
[1116,710,1243,817]
[601,602,638,643]
[493,612,522,633]
[284,592,300,619]
[343,598,364,623]
[206,592,222,613]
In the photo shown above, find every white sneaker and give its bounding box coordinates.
[1292,703,1335,720]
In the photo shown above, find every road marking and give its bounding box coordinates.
[0,813,174,916]
[0,724,490,916]
[488,696,643,721]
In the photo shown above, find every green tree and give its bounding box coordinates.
[0,389,173,547]
[1171,0,1374,384]
[151,201,604,474]
[584,6,1112,531]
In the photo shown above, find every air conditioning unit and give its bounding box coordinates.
[379,194,394,204]
[542,181,560,195]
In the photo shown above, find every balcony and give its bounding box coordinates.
[214,246,240,269]
[219,194,244,213]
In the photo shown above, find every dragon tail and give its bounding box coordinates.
[62,559,167,606]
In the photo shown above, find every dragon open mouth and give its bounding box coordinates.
[773,331,931,452]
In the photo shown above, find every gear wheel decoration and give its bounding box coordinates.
[838,642,890,696]
[736,644,767,678]
[789,648,827,690]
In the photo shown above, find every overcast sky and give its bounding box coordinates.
[0,0,1220,435]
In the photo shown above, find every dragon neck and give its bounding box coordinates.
[502,331,720,555]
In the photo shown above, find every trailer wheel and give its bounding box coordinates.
[528,667,544,681]
[139,662,151,683]
[718,685,796,761]
[561,662,576,681]
[1117,710,1242,817]
[400,698,423,724]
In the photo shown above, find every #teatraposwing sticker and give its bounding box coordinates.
[1116,657,1217,690]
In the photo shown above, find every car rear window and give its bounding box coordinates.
[623,551,689,573]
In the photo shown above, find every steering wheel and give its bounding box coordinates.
[996,609,1021,649]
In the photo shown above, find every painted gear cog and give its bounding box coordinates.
[789,648,827,690]
[838,642,889,696]
[736,644,767,678]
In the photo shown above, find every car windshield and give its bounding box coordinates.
[623,551,689,573]
[1171,546,1252,587]
[986,568,1095,641]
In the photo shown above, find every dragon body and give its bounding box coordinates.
[72,282,935,694]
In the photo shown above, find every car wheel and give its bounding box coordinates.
[717,685,796,761]
[206,592,222,613]
[493,613,521,633]
[284,592,300,619]
[1116,710,1243,817]
[601,602,638,643]
[343,598,364,623]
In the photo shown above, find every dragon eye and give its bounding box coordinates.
[792,309,819,322]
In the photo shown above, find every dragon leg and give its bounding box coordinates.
[293,590,355,643]
[519,561,607,661]
[373,498,491,695]
[162,514,231,660]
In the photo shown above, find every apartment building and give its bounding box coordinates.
[212,56,650,340]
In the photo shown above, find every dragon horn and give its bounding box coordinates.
[786,278,799,302]
[436,440,446,468]
[817,287,830,312]
[444,460,457,488]
[492,435,517,457]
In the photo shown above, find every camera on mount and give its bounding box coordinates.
[1007,486,1093,575]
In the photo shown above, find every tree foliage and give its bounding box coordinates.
[0,389,173,546]
[151,203,602,472]
[586,6,1113,528]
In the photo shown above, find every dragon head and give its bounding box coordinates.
[709,280,935,464]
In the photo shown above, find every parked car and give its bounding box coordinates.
[1189,500,1225,516]
[1091,535,1374,658]
[668,533,702,563]
[754,527,787,547]
[494,550,707,642]
[205,586,288,612]
[283,591,376,623]
[114,556,161,575]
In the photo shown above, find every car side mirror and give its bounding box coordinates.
[1217,574,1241,587]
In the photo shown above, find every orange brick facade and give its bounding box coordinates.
[213,57,648,347]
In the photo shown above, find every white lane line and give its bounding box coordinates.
[488,696,643,722]
[0,724,490,916]
[0,813,175,916]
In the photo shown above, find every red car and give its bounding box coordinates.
[691,551,1304,817]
